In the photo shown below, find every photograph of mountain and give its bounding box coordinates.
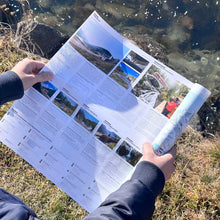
[53,92,78,116]
[123,51,149,73]
[116,141,142,166]
[34,81,57,99]
[74,108,99,132]
[110,62,140,89]
[69,18,129,74]
[95,124,121,149]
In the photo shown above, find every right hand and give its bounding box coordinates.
[12,58,54,91]
[142,143,177,181]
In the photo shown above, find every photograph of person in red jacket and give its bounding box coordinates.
[162,97,180,118]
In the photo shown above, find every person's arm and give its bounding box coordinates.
[0,58,53,105]
[85,143,176,220]
[0,58,53,220]
[0,71,24,105]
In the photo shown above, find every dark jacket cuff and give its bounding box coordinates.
[0,71,24,105]
[131,161,165,197]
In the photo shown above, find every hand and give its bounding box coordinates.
[142,143,176,181]
[12,58,54,90]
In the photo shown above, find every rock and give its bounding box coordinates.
[95,0,136,21]
[35,0,52,10]
[34,12,63,30]
[198,95,220,135]
[15,20,69,59]
[188,88,220,135]
[114,25,168,64]
[189,92,220,135]
[129,34,168,64]
[179,15,194,30]
[189,113,202,132]
[201,57,208,66]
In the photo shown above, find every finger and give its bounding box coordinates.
[161,147,177,163]
[34,72,54,83]
[142,142,153,154]
[168,146,177,158]
[29,60,46,74]
[165,163,176,181]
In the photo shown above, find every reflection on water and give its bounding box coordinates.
[9,0,220,93]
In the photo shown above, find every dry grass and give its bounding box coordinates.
[0,25,219,220]
[0,23,26,72]
[154,130,220,220]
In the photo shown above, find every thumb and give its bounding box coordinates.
[34,72,54,83]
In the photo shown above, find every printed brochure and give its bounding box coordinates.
[0,11,210,212]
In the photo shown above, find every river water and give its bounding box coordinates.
[21,0,220,94]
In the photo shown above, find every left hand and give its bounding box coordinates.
[12,58,54,90]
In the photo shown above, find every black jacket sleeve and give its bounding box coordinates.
[85,161,165,220]
[0,71,41,219]
[0,188,42,220]
[0,71,24,105]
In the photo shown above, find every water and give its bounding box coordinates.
[9,0,220,93]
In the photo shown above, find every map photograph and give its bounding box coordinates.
[95,124,121,149]
[33,81,57,99]
[74,108,99,132]
[69,18,129,74]
[123,51,149,73]
[53,92,78,116]
[110,62,140,89]
[116,141,142,166]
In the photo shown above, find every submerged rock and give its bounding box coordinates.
[0,0,29,24]
[0,0,12,23]
[115,25,168,64]
[129,34,168,64]
[35,0,52,10]
[167,49,220,92]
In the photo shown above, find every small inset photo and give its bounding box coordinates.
[95,124,121,149]
[123,51,149,73]
[116,141,142,166]
[53,92,78,116]
[74,108,99,132]
[132,65,190,118]
[110,62,139,89]
[34,81,57,99]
